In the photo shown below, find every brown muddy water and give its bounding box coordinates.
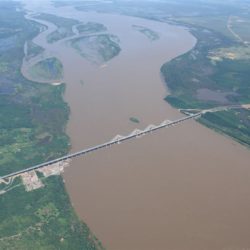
[21,1,250,250]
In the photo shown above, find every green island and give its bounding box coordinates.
[36,13,79,43]
[0,2,104,249]
[129,117,140,124]
[1,0,250,248]
[70,34,121,64]
[25,40,45,61]
[67,0,250,147]
[132,25,159,41]
[28,57,63,82]
[76,22,107,34]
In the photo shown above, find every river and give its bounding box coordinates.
[21,1,250,250]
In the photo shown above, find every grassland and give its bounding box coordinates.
[0,2,104,249]
[36,13,79,43]
[28,57,63,82]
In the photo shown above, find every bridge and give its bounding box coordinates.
[0,113,201,180]
[0,104,245,181]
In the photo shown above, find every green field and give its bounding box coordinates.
[0,2,104,249]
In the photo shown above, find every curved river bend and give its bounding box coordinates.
[22,2,250,250]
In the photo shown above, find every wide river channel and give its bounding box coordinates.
[22,1,250,249]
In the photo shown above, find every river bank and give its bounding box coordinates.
[21,2,250,250]
[0,2,102,249]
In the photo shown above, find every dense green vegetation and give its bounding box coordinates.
[173,16,235,40]
[0,3,70,176]
[132,25,159,41]
[129,117,140,124]
[161,27,238,108]
[160,22,250,145]
[0,2,103,249]
[56,0,243,22]
[62,0,250,146]
[76,22,107,34]
[230,16,250,43]
[25,40,45,60]
[199,109,250,146]
[0,176,103,250]
[36,13,79,43]
[28,57,63,82]
[70,34,121,64]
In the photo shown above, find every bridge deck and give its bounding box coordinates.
[0,113,201,180]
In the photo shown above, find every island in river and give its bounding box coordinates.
[1,0,250,250]
[0,2,103,249]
